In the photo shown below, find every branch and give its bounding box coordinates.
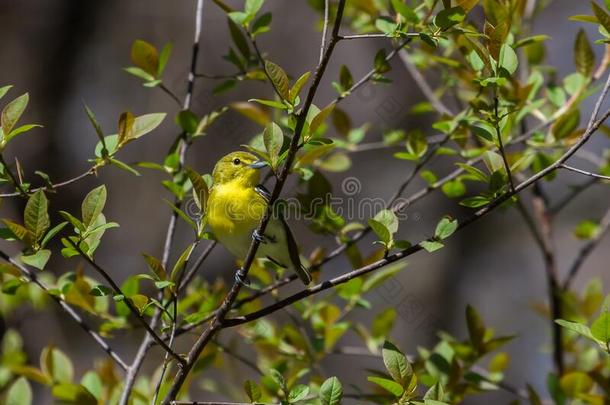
[559,164,610,181]
[119,0,207,403]
[333,37,412,104]
[398,50,453,116]
[160,2,348,403]
[223,106,610,327]
[0,250,128,371]
[0,166,96,198]
[562,206,610,289]
[319,0,330,64]
[68,240,185,366]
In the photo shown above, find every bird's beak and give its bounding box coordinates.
[248,161,267,169]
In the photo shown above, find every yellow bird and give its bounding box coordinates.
[206,151,312,285]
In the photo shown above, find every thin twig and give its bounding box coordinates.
[160,2,348,403]
[319,0,330,64]
[0,167,96,198]
[0,250,129,371]
[549,178,597,216]
[333,38,412,104]
[223,106,610,326]
[120,0,208,402]
[339,33,419,40]
[398,50,452,116]
[0,154,28,196]
[68,239,186,366]
[559,164,610,181]
[159,83,183,107]
[562,206,610,289]
[215,341,264,376]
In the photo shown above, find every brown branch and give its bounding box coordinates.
[0,166,96,198]
[222,106,610,327]
[68,239,185,366]
[562,206,610,289]
[160,2,348,403]
[559,164,610,181]
[0,250,129,371]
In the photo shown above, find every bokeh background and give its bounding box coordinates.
[1,0,609,403]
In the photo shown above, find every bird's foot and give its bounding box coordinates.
[234,268,263,291]
[251,229,276,244]
[234,268,250,287]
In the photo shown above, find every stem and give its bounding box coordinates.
[0,154,28,196]
[559,164,610,180]
[0,166,96,198]
[319,0,329,64]
[160,2,348,402]
[68,239,185,366]
[0,250,128,371]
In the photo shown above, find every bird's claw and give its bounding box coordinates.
[252,229,275,244]
[234,268,251,286]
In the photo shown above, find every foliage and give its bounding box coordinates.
[0,0,609,404]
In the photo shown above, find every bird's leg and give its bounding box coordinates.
[252,229,276,244]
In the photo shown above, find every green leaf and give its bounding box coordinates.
[0,85,12,100]
[434,216,458,240]
[252,12,272,36]
[244,380,262,402]
[289,71,311,102]
[175,110,199,135]
[83,104,105,147]
[82,185,107,228]
[21,250,51,270]
[555,319,596,341]
[310,103,335,134]
[466,304,486,350]
[3,219,34,245]
[6,377,32,405]
[41,346,74,383]
[435,6,466,30]
[51,383,97,405]
[264,60,290,100]
[375,16,398,35]
[368,219,391,244]
[339,65,353,91]
[263,122,284,165]
[186,167,209,211]
[6,124,42,142]
[170,243,195,282]
[248,98,287,109]
[158,42,173,76]
[230,102,270,126]
[130,39,159,77]
[367,376,404,396]
[421,240,444,252]
[288,384,310,403]
[560,372,593,397]
[24,190,50,241]
[575,29,595,77]
[552,109,580,139]
[591,312,610,343]
[130,113,166,141]
[391,0,419,23]
[592,1,610,34]
[228,19,250,60]
[2,93,29,136]
[382,341,412,386]
[245,0,264,16]
[374,210,399,233]
[498,44,518,75]
[319,376,343,405]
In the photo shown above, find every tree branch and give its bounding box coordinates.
[0,166,96,198]
[562,206,610,289]
[559,164,610,181]
[160,2,348,402]
[0,250,129,371]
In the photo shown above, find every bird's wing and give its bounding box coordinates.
[278,213,312,285]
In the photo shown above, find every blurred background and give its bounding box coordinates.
[1,0,609,403]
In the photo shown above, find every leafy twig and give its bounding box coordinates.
[0,250,129,371]
[0,166,97,198]
[160,2,349,403]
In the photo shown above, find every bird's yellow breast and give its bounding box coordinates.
[207,181,267,237]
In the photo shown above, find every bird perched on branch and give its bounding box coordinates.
[206,151,312,285]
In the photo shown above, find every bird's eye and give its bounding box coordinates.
[232,158,241,165]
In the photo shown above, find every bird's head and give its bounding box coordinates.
[212,151,267,186]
